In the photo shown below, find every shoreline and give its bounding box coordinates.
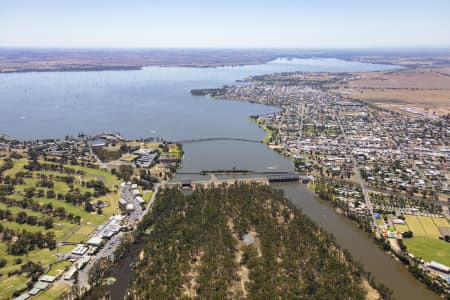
[302,177,448,297]
[243,98,448,297]
[0,54,406,74]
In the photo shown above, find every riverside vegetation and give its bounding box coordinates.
[127,183,389,299]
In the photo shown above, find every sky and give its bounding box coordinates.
[1,0,450,48]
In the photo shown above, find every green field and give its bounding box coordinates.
[401,215,450,266]
[404,215,427,236]
[47,260,72,276]
[143,190,154,202]
[0,273,29,300]
[433,217,450,228]
[417,216,441,237]
[0,156,120,299]
[65,225,95,243]
[394,223,410,232]
[403,237,450,266]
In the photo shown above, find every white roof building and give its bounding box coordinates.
[71,244,88,256]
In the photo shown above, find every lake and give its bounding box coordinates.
[2,58,433,299]
[0,58,398,175]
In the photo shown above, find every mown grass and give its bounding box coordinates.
[401,215,450,266]
[47,260,72,276]
[404,215,427,236]
[65,225,95,243]
[433,217,450,228]
[0,273,28,300]
[143,191,154,202]
[0,157,121,299]
[403,236,450,266]
[2,158,28,177]
[417,216,441,238]
[394,223,410,232]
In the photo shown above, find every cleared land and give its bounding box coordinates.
[400,215,450,266]
[341,67,450,116]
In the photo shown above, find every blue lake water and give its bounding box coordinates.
[2,58,436,299]
[0,58,398,141]
[0,58,399,173]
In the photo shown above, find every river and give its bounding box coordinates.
[279,183,438,300]
[1,58,434,299]
[108,183,437,300]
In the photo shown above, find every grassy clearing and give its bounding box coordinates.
[401,215,450,265]
[0,202,43,217]
[65,225,95,243]
[143,191,154,202]
[47,260,72,276]
[0,273,28,300]
[2,158,27,176]
[98,190,121,217]
[67,164,120,187]
[404,215,427,236]
[403,237,450,266]
[394,223,410,232]
[404,215,445,238]
[125,141,160,150]
[433,218,450,228]
[168,144,183,159]
[0,244,62,298]
[417,216,441,238]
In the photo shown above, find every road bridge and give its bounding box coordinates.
[166,177,270,189]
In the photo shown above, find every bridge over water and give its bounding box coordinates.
[172,172,312,187]
[174,137,262,144]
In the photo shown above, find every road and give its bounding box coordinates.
[335,110,379,229]
[75,184,162,290]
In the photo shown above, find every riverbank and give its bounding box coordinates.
[307,179,449,297]
[124,183,384,299]
[279,183,440,300]
[207,64,449,298]
[245,108,444,298]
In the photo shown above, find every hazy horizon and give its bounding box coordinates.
[2,0,450,48]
